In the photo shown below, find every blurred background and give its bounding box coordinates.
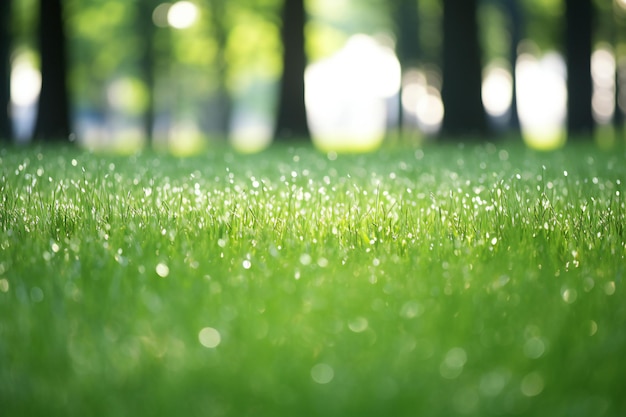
[0,0,624,153]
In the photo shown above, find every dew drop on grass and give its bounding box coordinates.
[242,259,252,270]
[400,301,423,319]
[198,327,221,348]
[479,369,509,397]
[440,347,467,379]
[156,263,169,277]
[299,253,312,266]
[311,363,334,384]
[348,317,369,333]
[523,337,545,359]
[604,281,616,295]
[520,372,544,397]
[30,286,44,303]
[561,287,577,304]
[584,319,598,336]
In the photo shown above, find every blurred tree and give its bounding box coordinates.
[274,0,310,141]
[207,0,231,138]
[614,0,625,129]
[34,0,71,141]
[0,0,11,142]
[137,0,158,144]
[565,0,594,136]
[502,0,523,130]
[394,0,420,69]
[393,0,420,133]
[441,0,487,137]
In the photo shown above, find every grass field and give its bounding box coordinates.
[1,141,625,417]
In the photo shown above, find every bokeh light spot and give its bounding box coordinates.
[348,316,369,333]
[482,64,513,117]
[523,337,545,359]
[11,55,41,107]
[516,50,566,150]
[198,327,221,348]
[156,262,170,277]
[311,363,334,384]
[167,1,198,29]
[520,372,544,397]
[440,347,467,379]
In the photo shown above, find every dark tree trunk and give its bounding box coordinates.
[394,0,420,133]
[0,0,12,142]
[441,0,487,138]
[274,0,310,141]
[503,0,523,130]
[565,0,594,136]
[395,0,420,68]
[138,1,156,145]
[34,0,72,142]
[613,7,624,130]
[208,0,231,138]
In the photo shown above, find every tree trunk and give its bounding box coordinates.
[394,0,420,134]
[503,0,523,131]
[274,0,310,141]
[441,0,487,138]
[208,0,231,138]
[565,0,594,137]
[33,0,72,142]
[138,1,157,145]
[0,0,12,142]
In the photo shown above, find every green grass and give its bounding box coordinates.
[1,142,625,417]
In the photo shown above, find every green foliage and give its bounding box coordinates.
[478,2,510,63]
[520,0,564,51]
[1,142,625,416]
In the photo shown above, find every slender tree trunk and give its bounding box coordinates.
[612,6,624,130]
[504,0,523,131]
[138,1,156,145]
[394,0,420,134]
[565,0,594,137]
[34,0,72,142]
[274,0,310,141]
[209,0,231,138]
[0,0,12,142]
[441,0,487,138]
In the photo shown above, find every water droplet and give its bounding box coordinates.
[198,327,221,348]
[561,287,577,303]
[156,263,169,277]
[311,363,334,384]
[299,253,312,266]
[523,337,545,359]
[242,260,252,269]
[348,317,369,333]
[440,347,467,379]
[400,300,423,319]
[479,369,509,397]
[520,372,544,397]
[584,320,598,336]
[30,286,44,303]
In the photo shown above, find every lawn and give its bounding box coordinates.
[0,141,625,417]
